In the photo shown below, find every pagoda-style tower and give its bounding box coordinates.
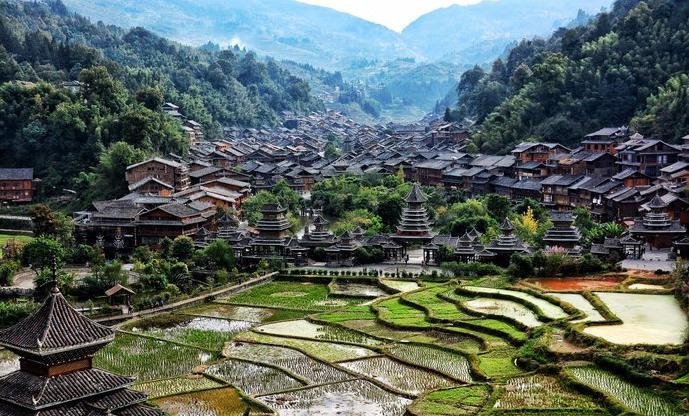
[300,213,334,248]
[0,286,164,415]
[255,204,291,241]
[630,195,686,249]
[543,211,582,255]
[486,218,530,266]
[325,230,362,266]
[395,183,437,244]
[217,212,240,240]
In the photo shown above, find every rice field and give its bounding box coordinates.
[463,297,543,328]
[258,379,412,416]
[384,343,473,382]
[407,385,490,416]
[130,315,255,351]
[255,319,382,346]
[222,342,352,384]
[221,281,368,310]
[329,282,388,297]
[235,332,378,362]
[565,366,682,416]
[340,356,457,395]
[583,293,688,345]
[206,359,305,396]
[95,333,213,381]
[494,375,601,410]
[547,293,606,323]
[381,279,421,293]
[463,286,568,319]
[154,386,261,416]
[134,376,224,399]
[375,298,431,328]
[181,304,277,322]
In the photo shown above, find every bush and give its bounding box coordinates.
[0,301,37,328]
[441,261,503,278]
[0,261,20,286]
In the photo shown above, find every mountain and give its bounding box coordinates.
[402,0,613,63]
[0,0,321,196]
[451,0,689,154]
[60,0,415,70]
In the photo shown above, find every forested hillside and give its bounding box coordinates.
[452,0,689,154]
[0,0,320,199]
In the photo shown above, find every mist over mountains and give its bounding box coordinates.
[61,0,612,69]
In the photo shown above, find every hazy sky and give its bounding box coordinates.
[297,0,484,32]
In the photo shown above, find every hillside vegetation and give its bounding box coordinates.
[450,0,689,153]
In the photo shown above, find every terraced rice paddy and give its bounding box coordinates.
[207,359,305,395]
[131,316,254,351]
[105,274,688,415]
[381,279,421,293]
[494,375,601,410]
[134,376,224,399]
[384,343,473,382]
[235,332,378,362]
[408,385,490,415]
[222,342,352,384]
[154,386,262,415]
[547,293,606,323]
[463,297,543,327]
[627,283,668,291]
[221,281,368,310]
[583,292,688,345]
[566,366,682,416]
[258,379,412,416]
[255,319,382,345]
[463,286,568,319]
[95,333,213,381]
[341,356,457,395]
[329,282,387,297]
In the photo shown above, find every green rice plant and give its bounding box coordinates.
[95,333,213,382]
[384,344,473,382]
[442,326,509,350]
[206,359,304,396]
[258,379,412,415]
[316,305,377,323]
[154,386,264,415]
[403,286,474,321]
[223,342,352,384]
[134,376,224,399]
[467,319,528,342]
[375,297,431,328]
[180,304,276,323]
[255,319,382,345]
[494,375,601,410]
[339,319,425,341]
[329,281,387,298]
[131,316,252,352]
[407,384,490,416]
[234,332,378,362]
[222,281,368,310]
[565,366,682,416]
[340,356,457,396]
[477,347,523,380]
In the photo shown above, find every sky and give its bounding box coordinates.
[297,0,485,32]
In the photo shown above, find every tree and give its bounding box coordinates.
[484,194,511,221]
[171,236,195,261]
[200,239,235,271]
[87,141,148,200]
[22,237,66,274]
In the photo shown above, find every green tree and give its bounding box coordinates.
[171,236,195,261]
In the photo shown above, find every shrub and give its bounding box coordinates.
[0,261,20,286]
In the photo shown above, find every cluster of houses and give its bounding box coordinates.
[52,108,689,264]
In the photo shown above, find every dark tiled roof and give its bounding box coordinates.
[0,168,33,181]
[404,183,428,203]
[88,389,147,411]
[0,368,132,409]
[116,405,165,416]
[0,287,113,355]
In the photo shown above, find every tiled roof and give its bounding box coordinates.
[0,168,33,181]
[0,287,113,355]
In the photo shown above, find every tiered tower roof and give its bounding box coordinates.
[487,218,529,254]
[630,194,685,235]
[254,203,291,242]
[0,287,164,415]
[543,211,582,251]
[396,183,437,242]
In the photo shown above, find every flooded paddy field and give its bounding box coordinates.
[101,276,688,415]
[583,292,688,345]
